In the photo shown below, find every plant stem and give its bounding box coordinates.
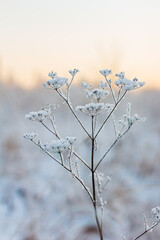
[95,91,127,139]
[133,221,159,240]
[91,116,103,240]
[56,90,91,139]
[94,126,131,172]
[105,76,117,104]
[41,122,57,137]
[41,122,91,170]
[32,140,93,203]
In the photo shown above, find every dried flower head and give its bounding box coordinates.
[69,69,79,77]
[82,81,92,89]
[76,103,113,116]
[119,103,146,127]
[151,207,160,223]
[100,69,112,77]
[114,72,145,91]
[86,88,110,102]
[43,73,68,90]
[24,132,37,141]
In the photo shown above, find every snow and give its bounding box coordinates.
[0,81,160,240]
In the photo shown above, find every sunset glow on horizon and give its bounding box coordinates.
[1,0,160,89]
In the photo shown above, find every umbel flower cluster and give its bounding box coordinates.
[24,68,159,240]
[44,137,77,154]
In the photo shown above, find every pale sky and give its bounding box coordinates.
[0,0,160,88]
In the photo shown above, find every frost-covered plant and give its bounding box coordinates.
[24,69,159,240]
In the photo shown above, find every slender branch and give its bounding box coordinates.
[74,162,80,177]
[94,126,131,172]
[59,152,64,165]
[73,172,93,204]
[56,90,91,139]
[102,177,111,191]
[68,145,73,171]
[72,150,91,170]
[93,115,97,135]
[62,162,94,203]
[133,221,159,240]
[31,140,93,203]
[66,101,91,139]
[112,114,118,137]
[117,86,122,101]
[50,116,60,138]
[41,122,57,137]
[41,121,91,170]
[105,76,117,104]
[95,138,118,172]
[67,75,74,101]
[95,91,127,139]
[91,116,103,240]
[32,140,61,165]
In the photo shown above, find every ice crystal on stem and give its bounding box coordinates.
[95,172,110,209]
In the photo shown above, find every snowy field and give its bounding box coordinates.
[0,82,160,240]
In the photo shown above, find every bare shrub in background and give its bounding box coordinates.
[24,69,159,240]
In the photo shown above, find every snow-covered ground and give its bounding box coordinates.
[0,82,160,240]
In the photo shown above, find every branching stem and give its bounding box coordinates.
[95,91,127,139]
[31,140,93,203]
[105,76,117,104]
[133,221,159,240]
[94,126,131,172]
[56,90,91,139]
[91,116,103,240]
[41,122,91,170]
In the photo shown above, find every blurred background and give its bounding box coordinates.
[0,0,160,239]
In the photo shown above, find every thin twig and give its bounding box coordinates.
[59,152,64,165]
[95,91,127,139]
[94,126,131,172]
[41,122,91,170]
[112,114,118,137]
[133,221,159,240]
[68,145,73,172]
[32,140,61,165]
[50,116,60,138]
[41,122,57,137]
[67,75,74,101]
[117,86,122,101]
[31,140,93,203]
[105,76,117,104]
[72,150,91,170]
[56,90,91,139]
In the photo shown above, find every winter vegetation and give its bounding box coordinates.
[0,69,160,239]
